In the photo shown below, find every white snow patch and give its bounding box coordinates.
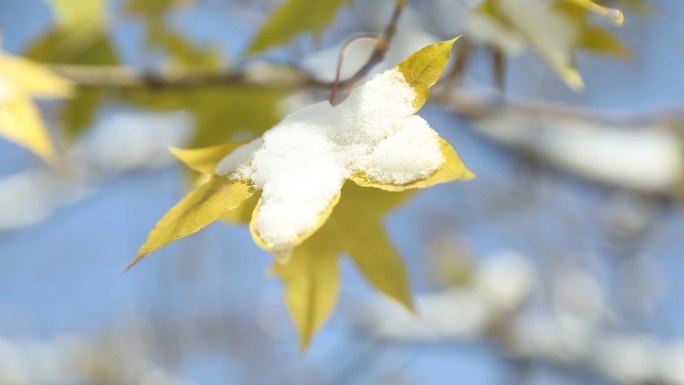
[216,69,446,249]
[360,116,443,184]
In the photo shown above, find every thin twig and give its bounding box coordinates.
[330,34,380,105]
[329,0,406,99]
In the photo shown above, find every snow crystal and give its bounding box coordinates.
[216,69,446,249]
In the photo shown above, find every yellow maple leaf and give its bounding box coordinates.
[0,51,71,160]
[128,38,474,349]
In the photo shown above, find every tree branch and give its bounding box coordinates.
[45,33,684,196]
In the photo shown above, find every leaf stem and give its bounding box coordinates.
[329,34,380,105]
[329,0,406,104]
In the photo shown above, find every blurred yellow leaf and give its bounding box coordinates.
[248,0,349,54]
[0,54,71,97]
[47,0,107,27]
[0,52,72,160]
[397,37,459,111]
[468,0,628,90]
[556,2,631,57]
[163,34,222,71]
[61,87,103,139]
[576,24,630,57]
[28,0,115,65]
[129,177,255,270]
[124,0,180,18]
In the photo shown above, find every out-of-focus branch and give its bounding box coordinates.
[51,0,407,95]
[48,53,684,196]
[48,64,291,89]
[49,62,684,129]
[434,87,684,195]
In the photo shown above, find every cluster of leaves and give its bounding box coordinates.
[243,0,632,91]
[1,0,638,162]
[4,0,287,158]
[128,39,473,348]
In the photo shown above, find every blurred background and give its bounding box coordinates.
[1,0,684,384]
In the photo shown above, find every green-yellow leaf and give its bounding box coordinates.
[577,25,630,57]
[564,0,624,25]
[124,0,179,18]
[351,137,475,191]
[396,37,459,111]
[469,0,627,91]
[129,177,254,270]
[47,0,107,28]
[555,2,630,58]
[61,87,103,139]
[29,0,115,66]
[0,53,71,97]
[248,0,349,54]
[124,0,222,71]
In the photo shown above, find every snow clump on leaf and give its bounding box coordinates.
[216,69,447,250]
